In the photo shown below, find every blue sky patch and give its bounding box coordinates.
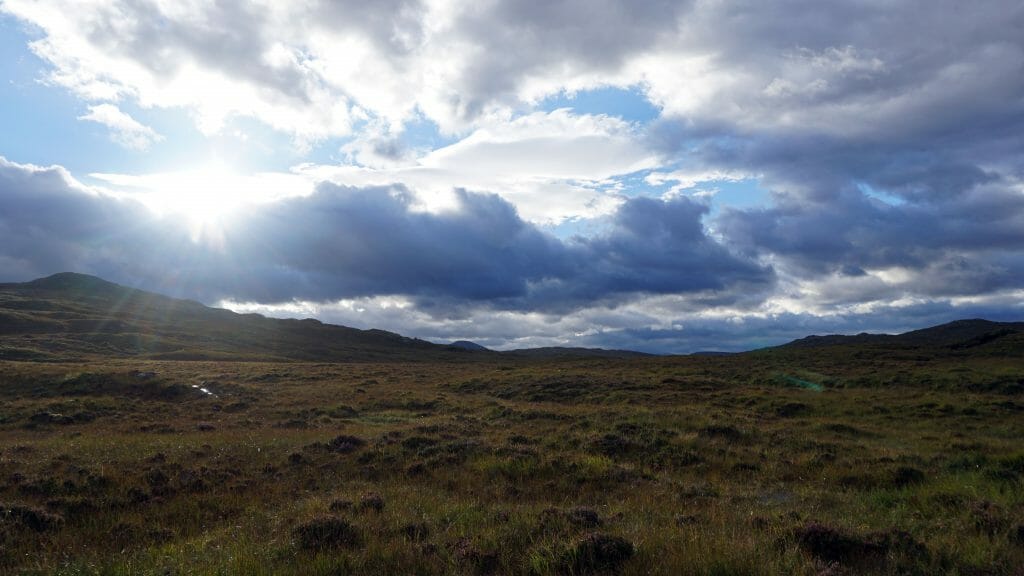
[539,86,660,124]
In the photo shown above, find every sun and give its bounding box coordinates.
[153,165,247,224]
[93,162,248,221]
[92,162,315,247]
[93,163,255,246]
[87,164,243,248]
[133,164,253,248]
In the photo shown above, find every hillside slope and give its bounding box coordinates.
[0,273,470,362]
[780,318,1024,355]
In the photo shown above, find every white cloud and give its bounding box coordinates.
[298,109,658,223]
[77,104,163,151]
[645,169,751,192]
[7,0,1021,146]
[217,293,702,350]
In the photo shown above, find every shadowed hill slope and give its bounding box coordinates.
[778,318,1024,355]
[744,318,1024,393]
[506,346,654,358]
[0,273,475,362]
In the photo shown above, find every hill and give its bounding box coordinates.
[778,318,1024,355]
[447,340,490,351]
[506,346,653,359]
[0,272,463,362]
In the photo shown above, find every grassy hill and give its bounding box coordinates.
[0,272,474,362]
[779,318,1024,354]
[742,319,1024,394]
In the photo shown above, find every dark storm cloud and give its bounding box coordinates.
[539,196,772,310]
[0,158,770,312]
[642,0,1024,307]
[714,177,1024,298]
[219,184,571,303]
[0,158,158,279]
[665,0,1024,138]
[216,183,772,309]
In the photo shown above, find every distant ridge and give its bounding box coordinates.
[447,340,490,351]
[777,319,1024,352]
[506,346,654,359]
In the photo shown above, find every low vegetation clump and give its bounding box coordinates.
[558,533,635,574]
[794,522,929,573]
[327,434,367,453]
[0,502,63,532]
[294,516,362,550]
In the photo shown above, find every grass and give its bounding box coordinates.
[0,352,1021,575]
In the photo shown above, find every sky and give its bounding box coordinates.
[1,0,1023,353]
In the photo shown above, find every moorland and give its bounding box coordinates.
[1,273,1023,575]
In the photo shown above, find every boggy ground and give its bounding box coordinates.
[1,354,1023,575]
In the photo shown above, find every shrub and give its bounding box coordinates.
[795,522,877,564]
[328,499,353,512]
[399,522,430,541]
[794,522,928,569]
[567,507,602,528]
[328,435,366,454]
[776,402,810,417]
[0,503,63,532]
[891,466,926,487]
[558,533,635,574]
[293,516,360,550]
[359,492,384,512]
[698,425,745,441]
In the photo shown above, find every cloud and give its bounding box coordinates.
[0,155,768,312]
[564,296,1024,354]
[10,1,1018,210]
[546,195,773,311]
[5,0,1023,142]
[77,104,163,150]
[299,109,658,223]
[205,183,771,311]
[0,156,170,282]
[700,168,1024,330]
[218,184,571,303]
[437,0,692,118]
[4,0,355,142]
